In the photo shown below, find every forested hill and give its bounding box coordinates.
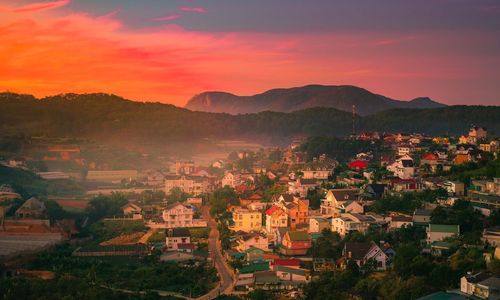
[1,93,498,144]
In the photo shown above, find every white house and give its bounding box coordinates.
[309,217,330,233]
[162,202,207,228]
[164,175,211,195]
[331,213,376,237]
[165,228,192,252]
[275,265,310,283]
[342,242,388,271]
[387,155,415,179]
[236,233,269,252]
[320,189,358,216]
[221,172,241,188]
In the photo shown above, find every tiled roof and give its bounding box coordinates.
[166,228,191,237]
[287,231,310,242]
[275,265,307,276]
[344,242,373,261]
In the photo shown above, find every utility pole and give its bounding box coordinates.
[352,105,357,137]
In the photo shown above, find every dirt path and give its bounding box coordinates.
[138,228,157,244]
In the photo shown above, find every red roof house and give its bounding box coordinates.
[348,160,369,171]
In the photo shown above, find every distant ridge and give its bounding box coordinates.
[185,84,446,115]
[1,92,498,146]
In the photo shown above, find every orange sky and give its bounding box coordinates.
[1,0,499,106]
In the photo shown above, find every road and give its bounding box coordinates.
[198,206,235,300]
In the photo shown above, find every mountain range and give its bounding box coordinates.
[185,85,446,115]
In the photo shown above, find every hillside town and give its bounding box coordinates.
[1,125,499,300]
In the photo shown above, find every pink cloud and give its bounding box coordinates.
[180,6,207,13]
[0,5,498,105]
[12,0,70,13]
[153,15,179,21]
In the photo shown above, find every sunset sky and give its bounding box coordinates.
[0,0,499,106]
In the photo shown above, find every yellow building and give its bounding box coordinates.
[231,209,262,232]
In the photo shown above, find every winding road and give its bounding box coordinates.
[198,206,235,300]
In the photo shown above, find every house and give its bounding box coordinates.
[211,159,225,169]
[122,203,142,218]
[0,184,21,202]
[275,265,310,283]
[460,272,500,300]
[288,178,319,197]
[427,224,460,243]
[245,246,265,262]
[454,153,472,165]
[413,209,433,225]
[397,144,412,156]
[274,227,290,245]
[274,194,309,230]
[389,215,413,229]
[236,232,269,252]
[165,228,192,252]
[222,172,241,188]
[231,209,262,232]
[265,206,288,233]
[320,189,358,216]
[145,171,165,186]
[270,258,301,269]
[442,181,465,197]
[422,177,447,190]
[482,227,500,246]
[468,126,488,144]
[480,141,499,153]
[15,197,46,219]
[309,217,330,233]
[247,202,266,212]
[335,201,364,217]
[173,161,195,175]
[387,154,415,179]
[390,179,422,192]
[164,175,211,195]
[254,271,281,290]
[239,193,263,207]
[342,242,388,271]
[331,213,376,237]
[470,178,500,196]
[362,184,387,200]
[281,231,311,256]
[348,160,369,171]
[301,161,335,180]
[430,241,452,257]
[162,202,207,228]
[421,153,440,172]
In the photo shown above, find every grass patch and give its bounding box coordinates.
[87,219,147,244]
[189,227,210,241]
[148,229,165,244]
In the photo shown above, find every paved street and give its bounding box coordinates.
[198,206,235,299]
